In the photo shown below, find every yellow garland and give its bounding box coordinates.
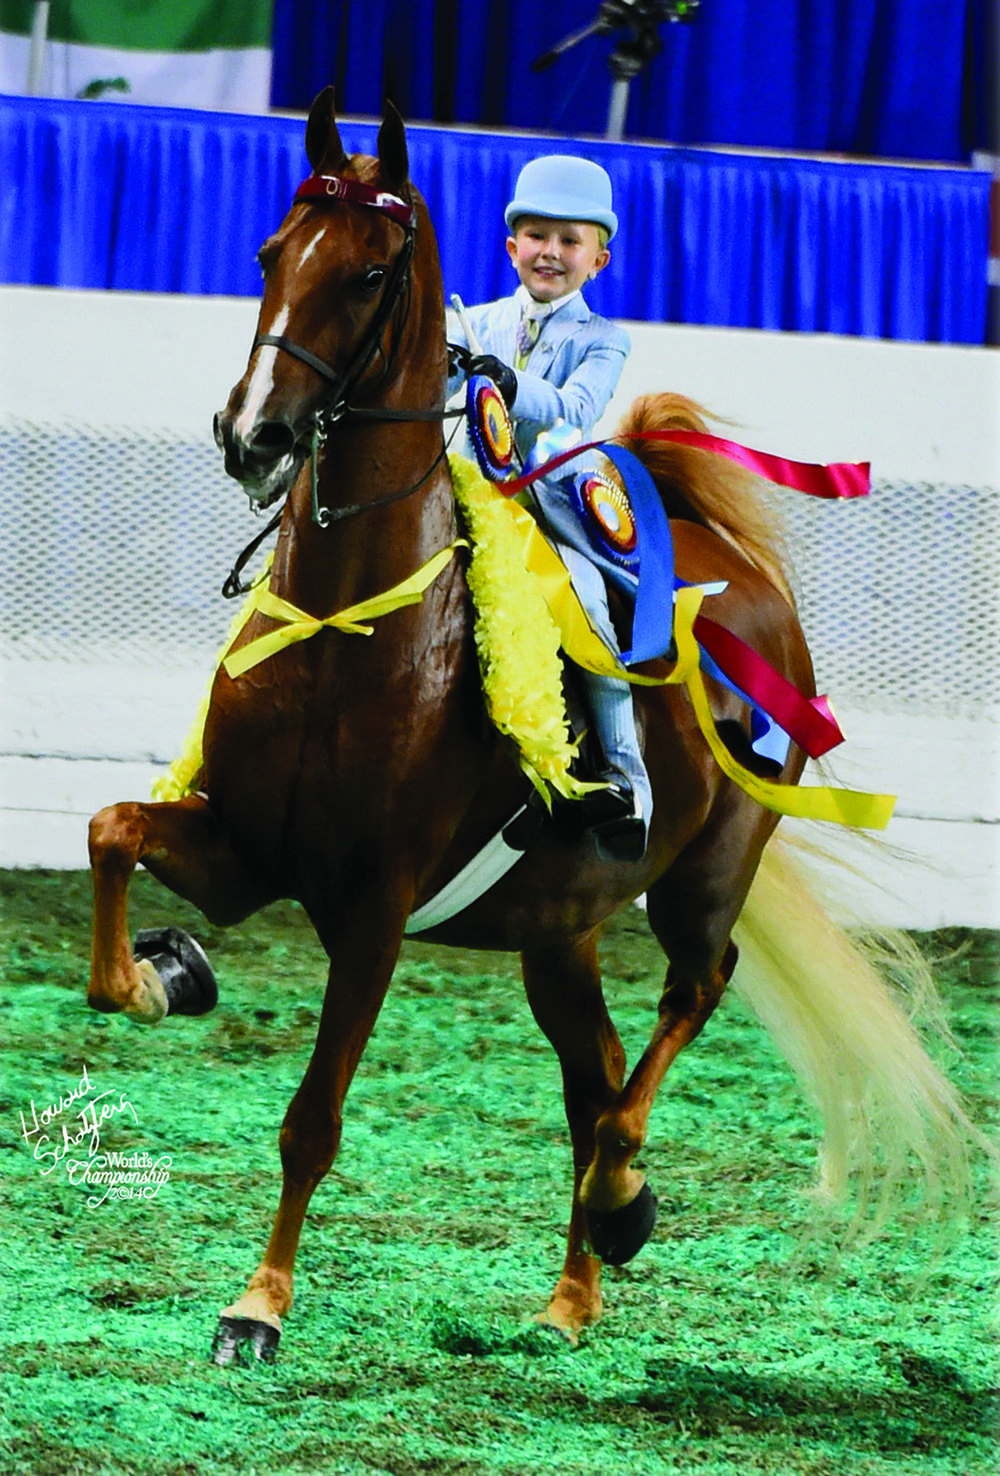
[449,454,600,803]
[152,455,592,804]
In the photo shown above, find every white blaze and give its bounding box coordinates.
[234,302,289,442]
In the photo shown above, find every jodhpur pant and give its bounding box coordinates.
[556,541,654,826]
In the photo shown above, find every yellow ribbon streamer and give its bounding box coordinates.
[670,588,896,829]
[507,498,896,831]
[222,542,466,679]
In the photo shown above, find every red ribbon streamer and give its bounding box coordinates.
[499,423,864,758]
[693,614,844,759]
[503,428,870,501]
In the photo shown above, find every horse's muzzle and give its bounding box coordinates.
[214,409,303,505]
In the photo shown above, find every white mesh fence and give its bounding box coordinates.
[1,418,261,670]
[1,415,997,716]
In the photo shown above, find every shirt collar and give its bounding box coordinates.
[515,283,582,321]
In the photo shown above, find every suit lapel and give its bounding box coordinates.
[531,296,590,377]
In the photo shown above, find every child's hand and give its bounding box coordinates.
[447,341,473,376]
[467,354,517,410]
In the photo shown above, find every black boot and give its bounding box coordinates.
[578,770,646,863]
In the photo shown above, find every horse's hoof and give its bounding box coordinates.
[585,1182,658,1265]
[211,1315,280,1366]
[133,927,218,1016]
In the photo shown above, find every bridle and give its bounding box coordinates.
[254,174,419,428]
[223,171,464,597]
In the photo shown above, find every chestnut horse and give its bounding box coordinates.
[88,92,975,1363]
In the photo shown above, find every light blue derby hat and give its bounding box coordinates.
[504,155,618,240]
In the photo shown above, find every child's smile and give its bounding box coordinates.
[506,216,610,302]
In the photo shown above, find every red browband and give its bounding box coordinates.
[293,174,415,227]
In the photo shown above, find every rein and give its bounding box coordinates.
[307,417,457,529]
[222,402,464,599]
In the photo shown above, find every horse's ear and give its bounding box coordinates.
[377,100,409,195]
[306,85,347,174]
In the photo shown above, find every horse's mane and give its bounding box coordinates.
[613,392,795,608]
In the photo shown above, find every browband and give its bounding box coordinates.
[293,174,415,227]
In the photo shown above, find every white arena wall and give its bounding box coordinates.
[1,284,997,928]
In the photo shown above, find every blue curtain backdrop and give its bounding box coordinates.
[0,94,989,343]
[269,0,995,164]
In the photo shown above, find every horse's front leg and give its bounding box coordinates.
[213,902,407,1365]
[88,795,272,1021]
[521,932,626,1341]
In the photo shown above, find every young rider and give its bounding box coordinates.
[447,155,651,861]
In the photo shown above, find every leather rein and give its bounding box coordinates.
[224,172,464,598]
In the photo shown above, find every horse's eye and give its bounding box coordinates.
[360,266,388,297]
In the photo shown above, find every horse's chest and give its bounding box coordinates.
[205,624,469,808]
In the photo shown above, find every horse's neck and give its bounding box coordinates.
[274,416,457,620]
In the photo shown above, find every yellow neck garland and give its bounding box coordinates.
[152,454,594,804]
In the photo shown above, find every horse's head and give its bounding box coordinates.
[215,88,426,508]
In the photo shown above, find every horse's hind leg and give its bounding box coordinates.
[521,931,626,1339]
[579,849,751,1264]
[580,941,737,1261]
[88,795,272,1021]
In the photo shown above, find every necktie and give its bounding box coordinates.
[515,312,541,369]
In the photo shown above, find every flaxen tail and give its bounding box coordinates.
[732,838,987,1239]
[620,392,988,1234]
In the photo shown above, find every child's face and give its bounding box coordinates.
[506,216,611,302]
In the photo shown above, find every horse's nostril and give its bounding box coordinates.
[249,420,296,460]
[215,408,298,488]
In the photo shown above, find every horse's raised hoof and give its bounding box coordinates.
[133,927,218,1016]
[211,1315,280,1366]
[585,1182,658,1265]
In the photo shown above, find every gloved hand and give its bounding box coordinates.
[447,341,473,377]
[467,354,517,410]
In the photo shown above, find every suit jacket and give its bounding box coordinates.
[447,291,630,463]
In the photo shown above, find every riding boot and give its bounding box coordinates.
[579,669,652,861]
